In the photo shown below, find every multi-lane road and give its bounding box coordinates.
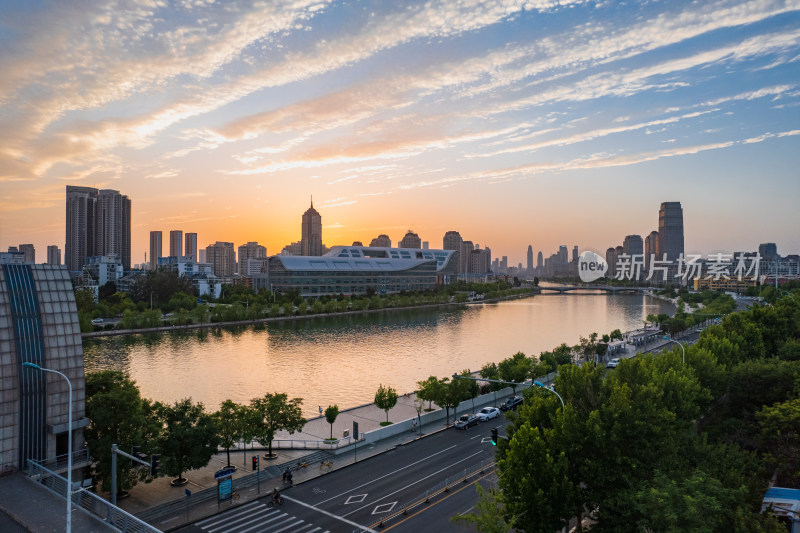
[175,416,507,533]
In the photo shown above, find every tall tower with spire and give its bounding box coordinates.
[301,197,323,256]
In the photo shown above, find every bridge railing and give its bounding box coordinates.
[26,459,159,533]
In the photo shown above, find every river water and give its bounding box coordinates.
[83,294,673,418]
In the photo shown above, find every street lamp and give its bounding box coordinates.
[533,381,565,408]
[23,362,72,533]
[662,336,685,364]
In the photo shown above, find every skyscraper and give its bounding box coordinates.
[645,230,659,267]
[65,186,131,271]
[399,230,421,249]
[65,186,97,271]
[46,245,61,266]
[18,244,35,264]
[623,235,644,256]
[370,234,392,247]
[95,188,131,269]
[169,230,183,257]
[301,199,323,256]
[537,251,543,269]
[149,231,162,271]
[206,242,236,276]
[185,233,198,260]
[238,242,267,273]
[658,202,684,263]
[461,241,475,273]
[527,245,533,273]
[758,243,778,260]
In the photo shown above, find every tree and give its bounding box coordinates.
[416,376,442,411]
[250,393,306,458]
[434,378,465,426]
[498,352,531,392]
[459,369,480,411]
[325,404,340,439]
[453,485,513,532]
[213,400,245,468]
[85,370,157,494]
[156,398,220,484]
[758,398,800,485]
[375,384,398,424]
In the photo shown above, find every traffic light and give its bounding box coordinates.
[150,454,161,476]
[131,446,142,467]
[252,456,259,471]
[490,428,498,446]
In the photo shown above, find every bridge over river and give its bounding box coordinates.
[536,285,648,294]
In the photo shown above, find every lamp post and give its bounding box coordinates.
[23,362,72,533]
[662,336,685,364]
[533,381,565,408]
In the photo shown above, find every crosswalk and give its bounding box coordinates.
[196,500,332,533]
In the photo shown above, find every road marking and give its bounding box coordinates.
[469,435,480,440]
[283,495,378,533]
[372,502,397,515]
[342,450,485,518]
[345,494,368,504]
[316,444,459,505]
[379,470,496,531]
[235,511,289,533]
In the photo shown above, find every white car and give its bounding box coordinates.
[606,358,620,369]
[476,407,500,421]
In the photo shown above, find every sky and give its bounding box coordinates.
[1,0,799,266]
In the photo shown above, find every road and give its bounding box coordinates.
[174,416,506,533]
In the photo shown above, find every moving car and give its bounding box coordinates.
[606,358,620,368]
[476,406,500,421]
[91,318,104,326]
[499,396,523,411]
[454,413,479,429]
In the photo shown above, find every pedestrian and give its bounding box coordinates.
[319,405,323,416]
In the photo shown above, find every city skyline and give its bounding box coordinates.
[1,1,799,264]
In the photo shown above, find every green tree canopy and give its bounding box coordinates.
[374,384,399,424]
[85,370,158,493]
[250,392,306,457]
[325,404,340,439]
[156,398,220,484]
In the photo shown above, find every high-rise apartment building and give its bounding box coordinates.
[623,235,644,257]
[443,231,462,273]
[46,245,61,266]
[369,234,391,247]
[461,241,475,273]
[185,233,198,260]
[18,244,35,264]
[95,188,131,269]
[537,251,543,269]
[65,186,131,271]
[644,230,659,267]
[206,242,236,277]
[301,200,323,256]
[758,242,778,260]
[606,247,616,277]
[658,202,684,262]
[399,230,421,249]
[238,242,267,273]
[170,230,183,258]
[149,231,162,271]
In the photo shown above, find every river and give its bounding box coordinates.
[83,293,673,418]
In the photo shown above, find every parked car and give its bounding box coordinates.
[499,396,523,411]
[606,358,620,368]
[91,318,104,326]
[454,413,479,429]
[476,407,500,421]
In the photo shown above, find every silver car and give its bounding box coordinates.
[476,407,500,421]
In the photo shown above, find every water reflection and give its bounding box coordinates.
[83,295,673,417]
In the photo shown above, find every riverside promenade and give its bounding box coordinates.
[0,385,524,532]
[0,317,709,532]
